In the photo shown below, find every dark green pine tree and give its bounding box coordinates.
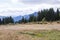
[24,18,27,23]
[29,14,34,22]
[2,16,14,24]
[9,16,14,23]
[56,9,60,20]
[33,16,37,22]
[0,18,2,24]
[2,18,6,24]
[21,17,25,23]
[37,11,44,21]
[45,8,55,21]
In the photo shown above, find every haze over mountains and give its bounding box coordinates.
[0,12,38,22]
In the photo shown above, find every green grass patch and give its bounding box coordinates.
[19,30,60,40]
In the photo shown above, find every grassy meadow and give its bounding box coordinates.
[0,30,60,40]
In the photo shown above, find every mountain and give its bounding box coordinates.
[13,15,30,22]
[0,16,5,18]
[0,12,38,22]
[13,12,38,22]
[0,16,6,20]
[32,12,38,16]
[13,16,23,22]
[24,15,30,20]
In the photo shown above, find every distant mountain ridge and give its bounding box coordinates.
[13,12,38,22]
[0,12,38,22]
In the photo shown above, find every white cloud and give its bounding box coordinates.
[11,0,18,4]
[57,0,60,1]
[0,0,60,16]
[11,0,18,3]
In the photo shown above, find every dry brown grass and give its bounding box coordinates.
[0,30,42,40]
[0,22,60,40]
[0,22,60,31]
[0,30,60,40]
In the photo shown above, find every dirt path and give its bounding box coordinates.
[0,23,60,30]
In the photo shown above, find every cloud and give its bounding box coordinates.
[11,0,18,3]
[19,0,60,4]
[0,0,60,16]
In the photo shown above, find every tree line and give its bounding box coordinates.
[18,8,60,23]
[0,16,14,25]
[0,8,60,24]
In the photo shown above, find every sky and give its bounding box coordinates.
[0,0,60,17]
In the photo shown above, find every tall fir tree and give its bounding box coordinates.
[56,9,60,20]
[0,18,2,24]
